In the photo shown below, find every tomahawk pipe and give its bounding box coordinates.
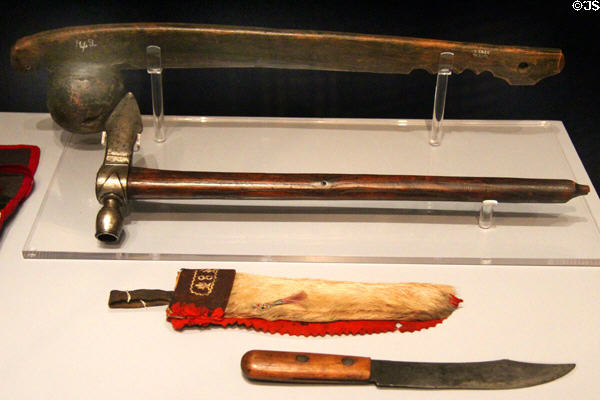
[98,167,589,242]
[11,24,564,134]
[94,94,589,242]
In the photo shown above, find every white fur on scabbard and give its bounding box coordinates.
[224,273,458,322]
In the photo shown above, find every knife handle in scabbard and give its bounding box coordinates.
[108,289,173,308]
[241,350,371,383]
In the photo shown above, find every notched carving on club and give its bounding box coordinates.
[11,23,564,134]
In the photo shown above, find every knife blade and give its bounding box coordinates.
[241,350,574,389]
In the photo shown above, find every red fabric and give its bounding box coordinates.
[0,145,40,230]
[449,294,463,307]
[167,294,462,336]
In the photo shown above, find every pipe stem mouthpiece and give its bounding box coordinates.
[95,197,124,242]
[576,183,590,197]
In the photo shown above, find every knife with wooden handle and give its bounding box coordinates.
[241,350,574,389]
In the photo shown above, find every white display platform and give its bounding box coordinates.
[2,113,600,400]
[23,116,600,265]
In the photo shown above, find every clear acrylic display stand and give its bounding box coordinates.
[478,200,498,229]
[429,52,499,229]
[146,45,165,143]
[23,116,600,265]
[429,52,453,147]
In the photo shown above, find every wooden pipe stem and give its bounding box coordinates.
[127,167,589,203]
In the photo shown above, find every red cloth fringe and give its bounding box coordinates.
[167,294,462,336]
[0,145,40,230]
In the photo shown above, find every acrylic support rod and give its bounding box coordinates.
[429,52,454,146]
[146,45,165,143]
[478,200,498,229]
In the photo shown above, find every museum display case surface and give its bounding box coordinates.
[1,112,599,399]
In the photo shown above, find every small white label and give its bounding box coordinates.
[472,48,490,58]
[74,39,98,53]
